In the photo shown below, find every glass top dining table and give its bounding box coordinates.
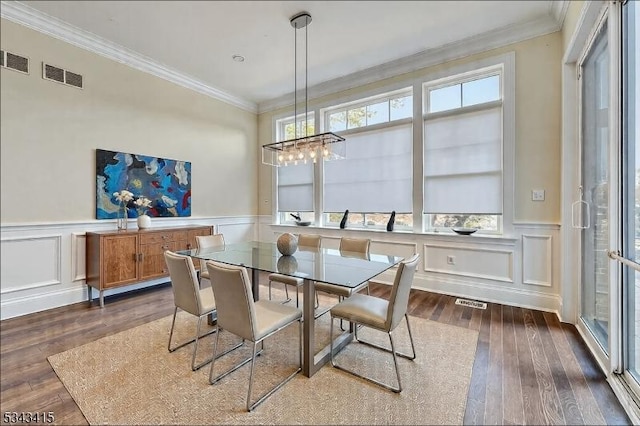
[177,240,404,377]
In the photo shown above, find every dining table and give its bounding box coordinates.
[177,240,403,377]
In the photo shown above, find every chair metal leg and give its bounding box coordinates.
[209,329,254,384]
[168,307,218,353]
[330,314,413,393]
[268,280,292,304]
[388,332,402,392]
[246,341,259,412]
[191,314,217,371]
[353,313,416,360]
[210,320,302,412]
[246,319,302,412]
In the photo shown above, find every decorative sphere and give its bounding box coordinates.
[277,255,298,274]
[276,233,298,255]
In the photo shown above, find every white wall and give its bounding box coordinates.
[0,19,259,319]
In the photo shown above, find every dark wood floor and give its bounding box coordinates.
[0,279,631,425]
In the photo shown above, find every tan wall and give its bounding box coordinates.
[0,19,258,224]
[258,32,563,224]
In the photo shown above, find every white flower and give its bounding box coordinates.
[134,196,152,215]
[134,197,152,209]
[113,190,134,203]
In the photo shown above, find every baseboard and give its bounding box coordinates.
[0,278,170,320]
[411,273,561,315]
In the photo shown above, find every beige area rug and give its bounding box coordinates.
[48,291,478,425]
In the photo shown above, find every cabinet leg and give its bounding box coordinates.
[99,291,104,308]
[87,285,92,305]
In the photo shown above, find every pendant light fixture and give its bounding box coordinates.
[262,12,346,167]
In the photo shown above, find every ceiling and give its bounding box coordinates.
[6,1,566,111]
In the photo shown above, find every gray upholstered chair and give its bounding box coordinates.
[195,234,225,287]
[206,260,303,412]
[329,253,420,392]
[268,234,321,307]
[314,237,371,319]
[164,250,219,371]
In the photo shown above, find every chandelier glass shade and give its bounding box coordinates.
[262,12,346,167]
[262,132,346,166]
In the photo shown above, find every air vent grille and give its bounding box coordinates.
[45,64,64,82]
[65,71,83,88]
[455,298,487,310]
[1,50,29,74]
[42,62,83,89]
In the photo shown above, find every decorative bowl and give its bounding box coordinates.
[295,221,311,226]
[452,227,478,235]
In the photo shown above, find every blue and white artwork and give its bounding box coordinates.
[96,149,191,219]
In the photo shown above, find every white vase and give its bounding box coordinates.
[137,214,151,229]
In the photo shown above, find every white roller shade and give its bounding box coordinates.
[324,123,413,212]
[277,162,313,212]
[423,106,502,214]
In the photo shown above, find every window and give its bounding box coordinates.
[270,55,513,234]
[275,115,315,224]
[323,89,414,229]
[423,71,503,232]
[327,92,413,132]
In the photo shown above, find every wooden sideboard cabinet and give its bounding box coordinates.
[86,225,212,307]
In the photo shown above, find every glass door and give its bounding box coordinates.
[580,19,610,354]
[622,0,640,393]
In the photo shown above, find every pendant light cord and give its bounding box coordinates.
[305,20,308,137]
[293,20,298,141]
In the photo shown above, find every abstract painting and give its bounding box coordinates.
[96,149,191,219]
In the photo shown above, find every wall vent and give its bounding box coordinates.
[455,298,487,310]
[42,63,83,89]
[1,50,29,74]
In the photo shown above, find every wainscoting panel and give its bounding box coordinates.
[522,234,553,287]
[370,240,418,258]
[71,232,86,282]
[217,222,255,243]
[423,244,514,283]
[0,216,257,320]
[265,220,561,315]
[0,235,62,294]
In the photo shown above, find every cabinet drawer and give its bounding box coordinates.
[140,232,174,245]
[173,231,188,242]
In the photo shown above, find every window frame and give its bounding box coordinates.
[321,89,414,230]
[274,113,316,224]
[269,52,515,236]
[422,64,508,235]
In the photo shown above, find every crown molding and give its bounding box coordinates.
[0,1,258,113]
[550,0,570,26]
[258,10,564,114]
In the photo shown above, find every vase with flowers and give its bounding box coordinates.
[113,190,134,230]
[134,196,153,229]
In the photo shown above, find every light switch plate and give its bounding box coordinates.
[532,189,545,201]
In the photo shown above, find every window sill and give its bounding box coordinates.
[270,223,517,243]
